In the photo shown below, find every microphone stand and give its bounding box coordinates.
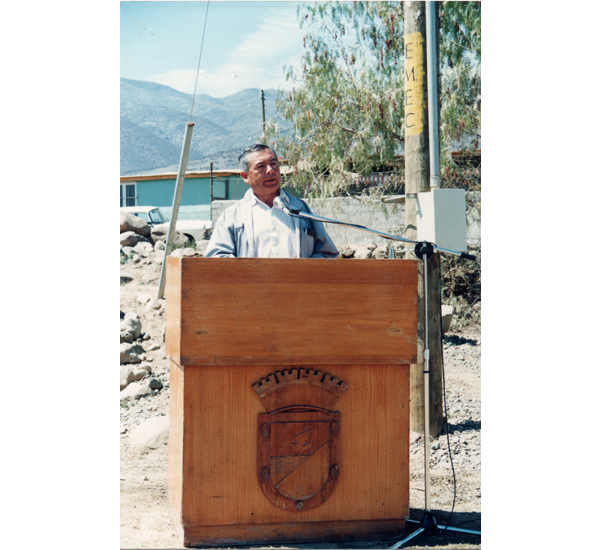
[282,206,481,546]
[280,205,476,261]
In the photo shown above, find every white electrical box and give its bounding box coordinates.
[417,188,467,252]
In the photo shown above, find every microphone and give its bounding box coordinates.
[273,196,294,216]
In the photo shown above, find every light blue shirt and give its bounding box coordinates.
[205,189,339,259]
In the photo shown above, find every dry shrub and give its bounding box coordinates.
[440,246,481,330]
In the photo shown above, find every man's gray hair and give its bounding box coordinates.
[238,144,278,172]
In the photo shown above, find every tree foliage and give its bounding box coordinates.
[265,1,481,198]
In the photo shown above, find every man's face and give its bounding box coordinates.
[241,148,281,206]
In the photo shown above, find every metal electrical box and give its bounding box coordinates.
[417,188,467,252]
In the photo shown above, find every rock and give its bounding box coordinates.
[171,247,196,258]
[145,298,163,311]
[123,313,142,340]
[148,377,163,390]
[339,245,356,258]
[151,227,189,247]
[154,240,166,251]
[120,211,151,238]
[137,363,153,374]
[120,275,133,286]
[372,248,386,259]
[120,381,152,402]
[120,343,145,364]
[128,415,169,453]
[120,231,150,248]
[133,241,154,258]
[120,367,135,391]
[442,305,454,334]
[195,240,210,256]
[131,368,148,382]
[355,246,373,259]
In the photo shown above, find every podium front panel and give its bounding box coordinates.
[166,257,418,367]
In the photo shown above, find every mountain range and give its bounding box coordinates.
[120,78,286,175]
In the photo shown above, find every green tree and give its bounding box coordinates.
[266,1,481,198]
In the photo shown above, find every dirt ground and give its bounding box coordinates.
[120,251,481,549]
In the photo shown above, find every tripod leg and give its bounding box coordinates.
[436,524,481,536]
[389,527,425,549]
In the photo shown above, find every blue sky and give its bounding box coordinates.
[121,1,308,97]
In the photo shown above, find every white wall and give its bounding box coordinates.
[211,192,480,249]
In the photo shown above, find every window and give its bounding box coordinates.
[120,183,136,206]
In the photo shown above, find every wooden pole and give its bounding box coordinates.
[404,1,443,437]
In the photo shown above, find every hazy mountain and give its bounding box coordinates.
[120,78,285,175]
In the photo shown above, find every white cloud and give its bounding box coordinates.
[148,8,305,97]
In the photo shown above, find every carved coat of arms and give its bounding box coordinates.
[253,369,348,512]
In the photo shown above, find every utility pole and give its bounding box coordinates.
[232,75,266,142]
[260,89,266,142]
[404,1,443,438]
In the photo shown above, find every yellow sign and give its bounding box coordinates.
[404,32,425,137]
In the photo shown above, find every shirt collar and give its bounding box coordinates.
[249,188,290,207]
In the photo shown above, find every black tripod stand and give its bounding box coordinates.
[390,242,481,548]
[276,204,481,547]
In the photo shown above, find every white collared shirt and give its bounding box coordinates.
[250,190,298,258]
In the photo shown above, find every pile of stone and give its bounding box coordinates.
[120,311,164,399]
[337,241,406,259]
[120,211,211,265]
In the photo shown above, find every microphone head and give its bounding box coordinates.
[273,196,285,210]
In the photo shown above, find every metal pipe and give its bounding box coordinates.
[210,161,213,222]
[425,1,440,188]
[423,252,431,511]
[157,121,195,300]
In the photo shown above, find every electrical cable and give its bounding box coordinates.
[189,1,210,121]
[439,311,458,532]
[438,251,481,534]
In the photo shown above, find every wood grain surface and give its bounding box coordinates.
[164,258,415,545]
[168,364,409,533]
[165,257,418,366]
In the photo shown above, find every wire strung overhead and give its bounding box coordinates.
[189,1,210,121]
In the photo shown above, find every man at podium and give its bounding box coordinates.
[206,144,338,258]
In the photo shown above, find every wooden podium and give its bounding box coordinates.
[165,257,418,547]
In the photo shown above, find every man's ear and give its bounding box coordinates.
[240,171,249,184]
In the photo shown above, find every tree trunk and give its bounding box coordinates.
[404,1,443,438]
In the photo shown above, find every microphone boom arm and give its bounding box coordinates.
[285,207,476,261]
